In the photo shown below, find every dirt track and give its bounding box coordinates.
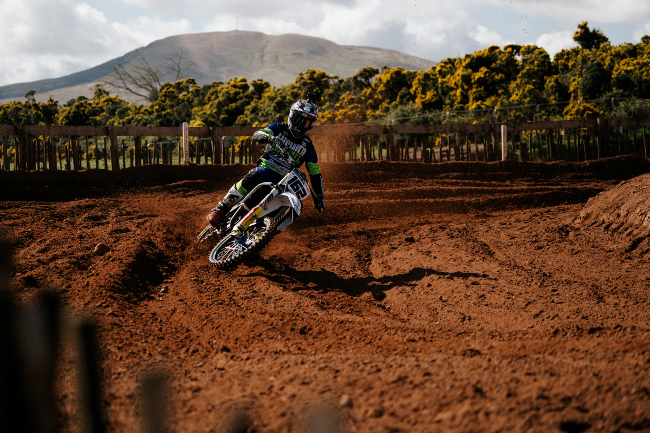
[2,158,650,433]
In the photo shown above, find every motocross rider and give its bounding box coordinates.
[206,93,325,227]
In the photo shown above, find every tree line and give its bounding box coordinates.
[2,22,649,129]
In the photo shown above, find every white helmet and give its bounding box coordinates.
[288,93,318,137]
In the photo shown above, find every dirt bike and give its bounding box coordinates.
[196,167,313,268]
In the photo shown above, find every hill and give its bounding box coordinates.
[0,31,436,104]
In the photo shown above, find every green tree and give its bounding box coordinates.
[510,45,555,106]
[411,68,443,111]
[573,21,609,50]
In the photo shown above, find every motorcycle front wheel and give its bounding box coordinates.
[208,216,277,269]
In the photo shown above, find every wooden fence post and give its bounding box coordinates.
[57,137,62,170]
[122,140,127,168]
[140,371,169,433]
[546,129,553,161]
[40,137,45,170]
[70,136,77,171]
[1,136,6,170]
[501,125,507,161]
[76,137,83,170]
[17,293,61,433]
[1,137,5,170]
[414,136,419,162]
[102,137,107,170]
[386,127,395,162]
[76,320,106,433]
[359,136,365,161]
[0,233,62,432]
[37,137,42,170]
[597,118,607,159]
[70,137,75,170]
[25,133,31,170]
[211,127,221,165]
[482,133,487,162]
[443,133,449,161]
[16,125,25,170]
[108,127,119,170]
[64,137,69,170]
[49,137,56,170]
[83,137,88,169]
[134,137,141,167]
[182,122,189,164]
[33,136,38,170]
[93,137,98,169]
[491,124,498,161]
[30,135,36,170]
[452,134,457,161]
[0,291,32,431]
[35,137,41,170]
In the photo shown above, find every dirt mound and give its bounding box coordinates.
[573,172,650,255]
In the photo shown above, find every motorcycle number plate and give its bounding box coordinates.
[288,177,308,200]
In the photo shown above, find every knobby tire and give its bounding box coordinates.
[208,217,277,269]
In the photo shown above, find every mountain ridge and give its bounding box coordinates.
[0,30,436,104]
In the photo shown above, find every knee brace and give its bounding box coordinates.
[221,185,244,207]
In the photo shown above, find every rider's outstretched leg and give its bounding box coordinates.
[206,168,278,227]
[206,185,244,227]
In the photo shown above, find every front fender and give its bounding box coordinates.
[259,192,302,217]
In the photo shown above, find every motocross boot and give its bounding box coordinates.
[206,185,245,227]
[206,203,229,227]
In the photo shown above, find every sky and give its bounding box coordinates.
[0,0,649,87]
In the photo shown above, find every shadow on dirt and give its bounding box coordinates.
[243,259,490,299]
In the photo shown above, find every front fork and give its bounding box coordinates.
[232,189,279,235]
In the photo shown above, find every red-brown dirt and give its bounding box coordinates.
[2,157,650,433]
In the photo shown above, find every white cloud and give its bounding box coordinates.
[484,0,650,24]
[470,25,505,47]
[633,23,650,42]
[202,0,479,61]
[536,31,577,56]
[112,16,193,49]
[0,0,193,86]
[2,0,650,88]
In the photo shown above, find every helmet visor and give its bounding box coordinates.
[291,112,314,130]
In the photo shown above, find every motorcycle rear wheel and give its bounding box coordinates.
[208,217,277,268]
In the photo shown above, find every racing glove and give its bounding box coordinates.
[252,130,275,144]
[313,194,325,213]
